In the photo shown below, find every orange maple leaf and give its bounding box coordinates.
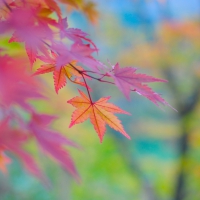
[67,90,131,142]
[58,0,98,24]
[44,0,62,18]
[81,2,99,24]
[34,55,83,93]
[0,151,11,174]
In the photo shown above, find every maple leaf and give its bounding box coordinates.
[57,17,98,51]
[67,90,131,142]
[109,63,170,107]
[35,52,83,93]
[3,5,55,67]
[0,150,11,174]
[81,2,99,24]
[0,55,43,110]
[45,0,62,18]
[49,42,102,73]
[0,118,47,183]
[67,28,98,51]
[58,0,99,24]
[58,0,81,8]
[70,43,101,72]
[29,113,79,180]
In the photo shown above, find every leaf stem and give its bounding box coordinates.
[68,63,93,103]
[82,74,93,104]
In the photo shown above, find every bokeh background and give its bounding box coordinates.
[1,0,200,200]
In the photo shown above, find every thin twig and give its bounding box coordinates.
[81,74,93,103]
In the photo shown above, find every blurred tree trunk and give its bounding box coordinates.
[164,68,200,200]
[173,125,188,200]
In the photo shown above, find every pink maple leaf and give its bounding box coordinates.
[0,118,48,183]
[49,42,103,72]
[109,63,171,107]
[58,17,98,51]
[29,113,80,180]
[4,6,54,66]
[70,43,102,72]
[0,55,43,110]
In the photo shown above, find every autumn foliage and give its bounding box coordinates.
[0,0,171,182]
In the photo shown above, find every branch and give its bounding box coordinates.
[68,63,115,85]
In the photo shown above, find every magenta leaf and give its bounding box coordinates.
[109,63,170,107]
[0,118,48,184]
[29,113,80,181]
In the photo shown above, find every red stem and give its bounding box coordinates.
[68,63,93,103]
[82,74,93,104]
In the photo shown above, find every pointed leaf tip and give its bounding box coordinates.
[110,63,171,108]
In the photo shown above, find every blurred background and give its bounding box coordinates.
[0,0,200,199]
